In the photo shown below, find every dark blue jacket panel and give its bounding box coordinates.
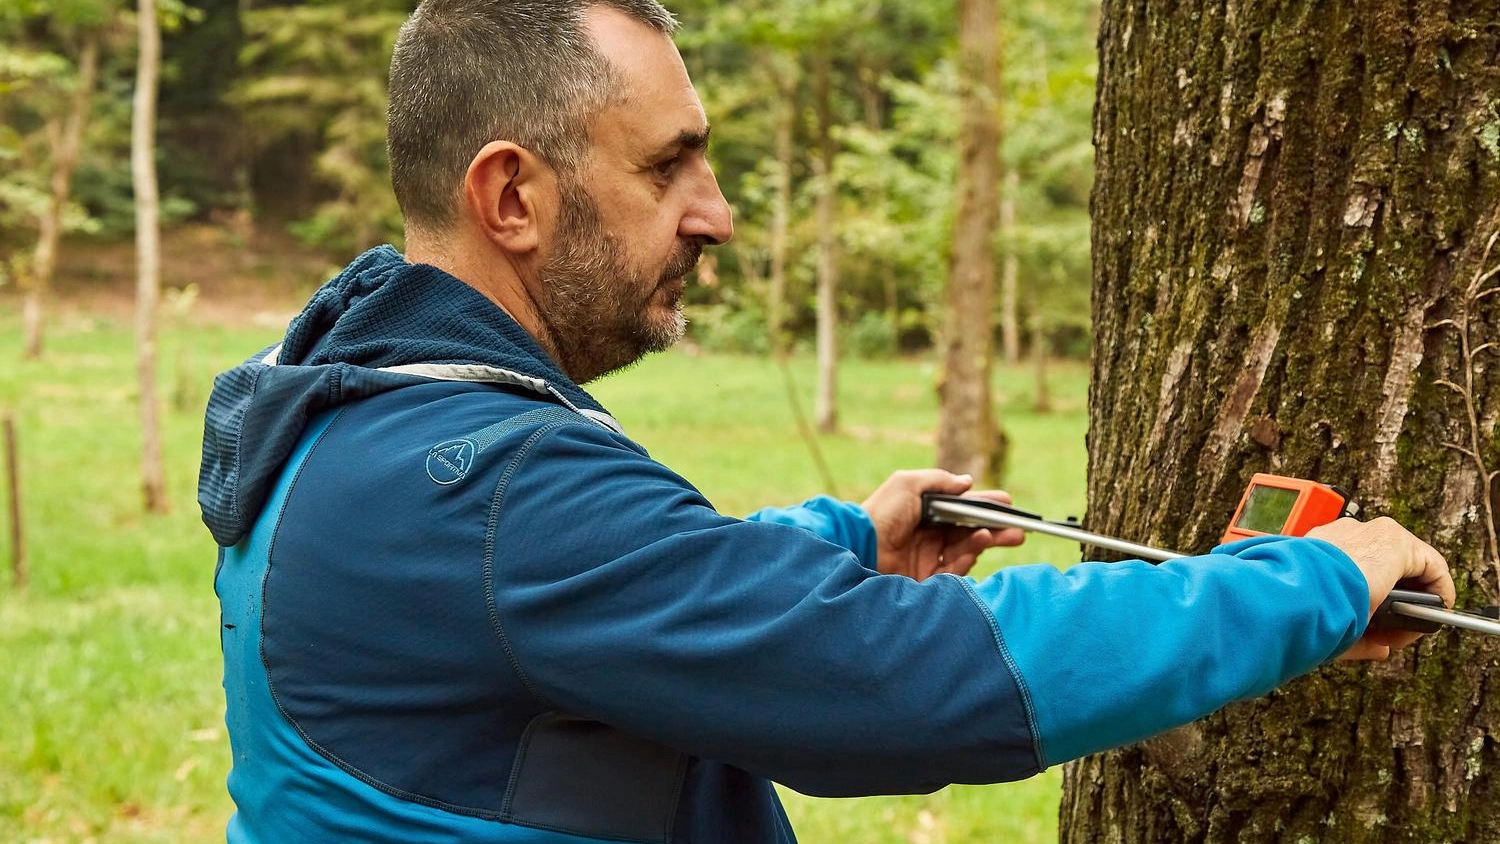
[220,411,731,844]
[261,384,549,814]
[258,377,1043,803]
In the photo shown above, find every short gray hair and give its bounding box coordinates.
[387,0,677,233]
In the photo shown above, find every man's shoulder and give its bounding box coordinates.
[314,380,644,491]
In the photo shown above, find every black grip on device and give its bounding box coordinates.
[1370,588,1446,634]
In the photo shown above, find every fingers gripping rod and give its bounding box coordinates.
[924,497,1500,638]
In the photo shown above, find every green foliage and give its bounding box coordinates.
[837,66,961,315]
[846,310,899,359]
[673,0,1098,357]
[688,302,772,355]
[0,0,215,263]
[676,0,961,347]
[236,0,411,250]
[1,0,1098,339]
[0,0,114,30]
[0,32,98,278]
[72,145,201,238]
[155,0,203,31]
[1002,0,1098,349]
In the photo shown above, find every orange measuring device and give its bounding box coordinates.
[1219,474,1353,545]
[922,473,1500,637]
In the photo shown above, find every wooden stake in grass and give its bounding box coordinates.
[3,412,25,590]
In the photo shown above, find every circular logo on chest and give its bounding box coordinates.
[426,439,476,485]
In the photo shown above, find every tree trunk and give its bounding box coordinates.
[858,61,884,133]
[812,50,840,434]
[1030,315,1051,414]
[231,0,258,262]
[134,0,168,515]
[768,60,796,359]
[1063,1,1500,841]
[935,0,1002,483]
[22,32,100,361]
[885,268,899,354]
[1000,170,1021,364]
[859,57,899,354]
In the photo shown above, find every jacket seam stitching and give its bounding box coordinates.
[488,408,682,842]
[258,407,506,822]
[484,418,589,705]
[952,575,1050,771]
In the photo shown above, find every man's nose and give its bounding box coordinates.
[681,163,734,245]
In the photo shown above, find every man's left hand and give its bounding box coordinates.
[861,470,1026,581]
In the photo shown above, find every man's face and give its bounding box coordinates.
[530,6,733,383]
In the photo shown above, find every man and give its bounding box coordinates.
[199,2,1453,842]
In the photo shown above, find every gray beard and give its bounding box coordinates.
[533,184,700,383]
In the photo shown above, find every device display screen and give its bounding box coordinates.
[1235,484,1301,534]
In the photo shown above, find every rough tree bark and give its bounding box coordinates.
[936,0,1002,482]
[1062,1,1500,842]
[134,0,168,514]
[21,32,100,361]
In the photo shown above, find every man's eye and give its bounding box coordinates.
[653,158,681,178]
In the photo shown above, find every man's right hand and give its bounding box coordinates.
[1305,517,1455,661]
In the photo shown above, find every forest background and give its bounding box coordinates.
[1,0,1100,841]
[1,0,1097,371]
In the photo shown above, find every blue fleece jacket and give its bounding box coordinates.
[200,246,1370,844]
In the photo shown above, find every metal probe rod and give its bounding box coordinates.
[927,499,1184,563]
[929,499,1500,637]
[1390,602,1500,636]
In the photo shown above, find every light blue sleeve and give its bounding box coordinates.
[970,535,1369,766]
[745,495,878,570]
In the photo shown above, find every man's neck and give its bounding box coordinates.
[403,231,568,377]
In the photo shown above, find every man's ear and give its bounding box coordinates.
[463,141,553,255]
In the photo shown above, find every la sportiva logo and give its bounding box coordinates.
[426,439,476,485]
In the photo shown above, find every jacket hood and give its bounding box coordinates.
[198,245,614,547]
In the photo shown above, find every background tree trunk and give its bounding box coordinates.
[21,33,100,361]
[1030,313,1052,414]
[1000,170,1021,365]
[813,49,840,434]
[768,59,797,359]
[134,0,168,514]
[936,0,1002,482]
[1063,1,1500,841]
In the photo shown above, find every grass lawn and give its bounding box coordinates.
[0,301,1087,843]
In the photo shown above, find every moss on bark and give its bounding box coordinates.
[1066,0,1500,841]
